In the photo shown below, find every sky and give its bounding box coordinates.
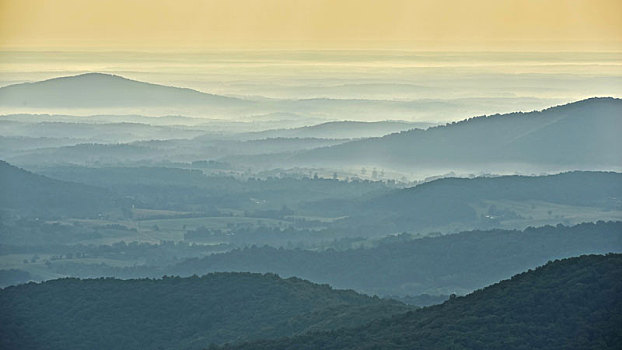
[0,0,621,51]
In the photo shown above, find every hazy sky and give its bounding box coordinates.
[1,0,621,51]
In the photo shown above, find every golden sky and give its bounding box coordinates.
[1,0,621,50]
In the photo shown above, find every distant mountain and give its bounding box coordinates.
[292,98,622,169]
[341,171,622,232]
[5,137,350,166]
[241,120,434,140]
[0,272,410,350]
[0,160,127,217]
[0,120,204,144]
[0,73,248,108]
[292,171,622,234]
[224,254,622,350]
[6,143,163,166]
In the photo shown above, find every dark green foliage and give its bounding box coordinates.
[0,272,411,350]
[223,254,622,350]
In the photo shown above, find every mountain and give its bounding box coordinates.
[32,164,399,222]
[5,143,163,166]
[338,171,622,232]
[75,221,620,297]
[0,119,205,143]
[291,97,622,169]
[0,272,411,350]
[240,120,434,140]
[0,73,248,108]
[223,254,622,350]
[0,160,127,217]
[165,221,622,296]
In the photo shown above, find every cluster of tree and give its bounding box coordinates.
[0,272,411,350]
[221,254,622,350]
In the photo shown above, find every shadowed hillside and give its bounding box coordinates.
[0,160,128,218]
[162,221,622,296]
[223,254,622,350]
[0,272,411,350]
[53,221,620,297]
[338,171,622,232]
[293,98,622,169]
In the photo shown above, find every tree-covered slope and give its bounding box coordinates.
[0,160,128,218]
[160,221,622,296]
[342,171,622,232]
[0,272,411,350]
[384,171,621,207]
[293,97,622,168]
[224,254,622,350]
[34,164,390,214]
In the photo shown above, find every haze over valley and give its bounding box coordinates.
[1,0,621,348]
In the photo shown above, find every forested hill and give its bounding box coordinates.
[0,160,128,218]
[342,171,622,232]
[143,221,622,296]
[0,272,411,350]
[381,171,621,207]
[223,254,622,350]
[292,97,622,169]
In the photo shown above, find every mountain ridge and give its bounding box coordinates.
[289,97,622,169]
[222,254,622,350]
[68,221,622,297]
[0,73,249,108]
[0,272,411,350]
[238,120,435,140]
[0,160,129,218]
